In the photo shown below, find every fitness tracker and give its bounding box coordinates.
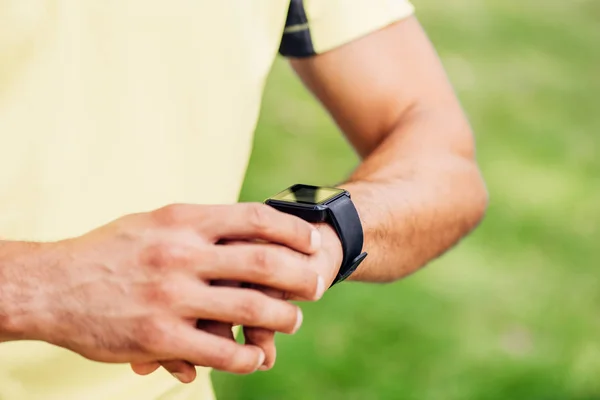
[265,184,367,286]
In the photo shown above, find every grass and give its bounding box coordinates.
[213,1,600,398]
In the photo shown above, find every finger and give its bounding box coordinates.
[131,360,197,384]
[160,360,197,383]
[256,283,316,305]
[201,244,325,300]
[196,320,235,340]
[176,285,303,334]
[254,285,287,300]
[244,327,276,371]
[131,362,161,375]
[243,285,284,371]
[163,324,266,374]
[151,203,320,254]
[164,315,226,383]
[206,203,321,254]
[133,319,233,382]
[200,280,239,339]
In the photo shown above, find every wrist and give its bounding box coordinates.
[0,241,55,342]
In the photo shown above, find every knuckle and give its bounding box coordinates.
[246,203,271,233]
[151,204,186,226]
[236,294,262,325]
[141,243,173,270]
[210,344,236,370]
[249,247,275,277]
[141,242,188,270]
[143,278,180,306]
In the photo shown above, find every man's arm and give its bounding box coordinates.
[291,16,488,283]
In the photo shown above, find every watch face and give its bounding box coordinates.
[270,184,345,205]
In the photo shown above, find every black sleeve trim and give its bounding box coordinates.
[278,0,316,58]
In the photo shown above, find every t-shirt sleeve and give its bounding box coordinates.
[279,0,415,58]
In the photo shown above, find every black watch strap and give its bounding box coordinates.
[327,194,367,286]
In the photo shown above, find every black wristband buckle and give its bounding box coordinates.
[330,251,368,287]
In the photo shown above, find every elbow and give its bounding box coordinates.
[439,119,489,234]
[466,167,489,233]
[462,127,489,231]
[445,116,489,230]
[456,129,489,234]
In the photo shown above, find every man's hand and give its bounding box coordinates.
[0,203,327,376]
[132,224,343,380]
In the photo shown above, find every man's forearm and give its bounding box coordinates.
[340,108,488,283]
[0,241,44,342]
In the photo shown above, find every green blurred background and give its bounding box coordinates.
[214,0,600,399]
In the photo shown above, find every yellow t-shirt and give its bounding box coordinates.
[0,0,414,399]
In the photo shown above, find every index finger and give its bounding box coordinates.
[206,203,321,254]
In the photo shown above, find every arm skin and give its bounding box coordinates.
[292,16,488,283]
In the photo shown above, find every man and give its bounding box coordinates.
[0,0,488,399]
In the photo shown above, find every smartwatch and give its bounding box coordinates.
[265,184,367,286]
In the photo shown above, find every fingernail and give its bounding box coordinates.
[256,351,266,370]
[259,365,270,371]
[314,275,326,300]
[171,372,187,383]
[310,229,321,251]
[292,308,303,334]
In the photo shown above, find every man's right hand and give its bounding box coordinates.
[0,203,325,374]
